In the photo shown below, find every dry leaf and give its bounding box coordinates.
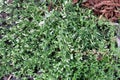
[72,0,79,4]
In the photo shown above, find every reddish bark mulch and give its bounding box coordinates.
[81,0,120,22]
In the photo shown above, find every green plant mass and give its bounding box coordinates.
[0,0,120,80]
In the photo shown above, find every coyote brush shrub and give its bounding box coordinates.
[0,0,120,80]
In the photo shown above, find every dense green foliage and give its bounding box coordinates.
[0,0,120,80]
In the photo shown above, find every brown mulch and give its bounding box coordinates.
[81,0,120,22]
